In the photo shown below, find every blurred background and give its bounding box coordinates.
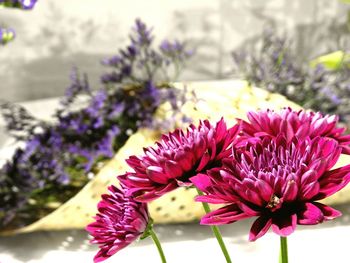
[0,0,348,102]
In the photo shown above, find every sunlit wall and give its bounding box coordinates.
[0,0,347,101]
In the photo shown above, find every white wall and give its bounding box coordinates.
[0,0,348,101]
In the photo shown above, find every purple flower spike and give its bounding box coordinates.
[87,185,149,263]
[119,118,240,201]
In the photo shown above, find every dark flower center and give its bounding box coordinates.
[266,194,280,209]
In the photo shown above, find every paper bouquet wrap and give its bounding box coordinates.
[5,80,350,234]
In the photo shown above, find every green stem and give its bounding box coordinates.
[279,236,288,263]
[196,188,232,263]
[149,228,167,263]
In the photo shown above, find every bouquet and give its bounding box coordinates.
[87,108,350,263]
[0,19,193,232]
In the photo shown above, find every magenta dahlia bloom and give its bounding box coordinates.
[118,118,240,201]
[238,108,350,154]
[191,136,350,241]
[86,185,149,263]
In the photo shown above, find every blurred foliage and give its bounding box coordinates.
[310,51,350,70]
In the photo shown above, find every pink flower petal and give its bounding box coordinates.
[135,182,178,202]
[200,204,249,225]
[301,170,318,186]
[301,181,320,200]
[255,179,273,202]
[175,180,193,187]
[297,202,324,225]
[196,151,211,171]
[146,166,168,184]
[316,164,350,199]
[190,173,212,192]
[283,179,298,202]
[164,160,183,178]
[295,122,310,140]
[237,202,260,216]
[195,195,231,204]
[271,214,297,236]
[94,251,110,263]
[314,202,342,220]
[249,216,272,241]
[280,119,295,143]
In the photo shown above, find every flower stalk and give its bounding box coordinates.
[141,219,167,263]
[196,188,232,263]
[279,236,288,263]
[149,228,167,263]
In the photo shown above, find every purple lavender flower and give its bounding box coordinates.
[86,90,107,119]
[0,19,193,230]
[132,18,153,46]
[233,29,304,101]
[21,131,70,186]
[322,86,341,105]
[101,19,192,85]
[0,150,33,227]
[100,72,122,84]
[64,123,120,172]
[107,102,125,120]
[0,129,70,228]
[101,55,122,67]
[160,40,193,61]
[59,67,91,109]
[232,28,350,123]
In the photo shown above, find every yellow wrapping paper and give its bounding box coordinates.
[5,80,350,234]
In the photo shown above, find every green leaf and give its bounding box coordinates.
[310,50,350,70]
[140,218,154,240]
[1,30,15,44]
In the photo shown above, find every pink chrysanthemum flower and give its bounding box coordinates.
[191,136,350,241]
[238,108,350,154]
[118,118,240,201]
[86,185,149,263]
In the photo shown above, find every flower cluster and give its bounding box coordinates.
[0,130,69,227]
[0,19,193,230]
[101,19,192,85]
[232,29,350,123]
[192,109,350,241]
[88,108,350,262]
[88,118,240,262]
